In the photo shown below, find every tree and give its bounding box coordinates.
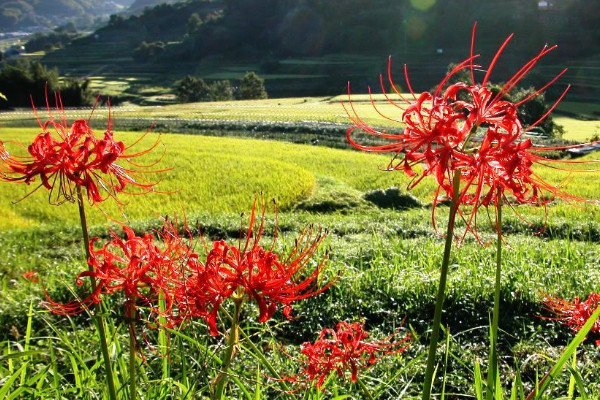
[186,13,203,35]
[0,61,58,108]
[0,61,91,109]
[60,79,94,108]
[174,76,235,103]
[238,72,267,100]
[132,41,166,62]
[503,86,563,138]
[174,75,209,103]
[208,80,234,101]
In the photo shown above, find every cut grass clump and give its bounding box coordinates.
[364,187,423,210]
[294,177,371,213]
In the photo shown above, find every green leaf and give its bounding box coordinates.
[0,351,42,362]
[0,363,28,398]
[474,361,484,400]
[565,363,588,400]
[532,304,600,399]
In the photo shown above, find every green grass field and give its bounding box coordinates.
[2,100,600,398]
[2,125,600,231]
[2,95,598,142]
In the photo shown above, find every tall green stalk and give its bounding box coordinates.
[486,189,503,400]
[357,377,375,400]
[76,185,118,400]
[212,294,244,399]
[128,305,137,400]
[422,170,461,400]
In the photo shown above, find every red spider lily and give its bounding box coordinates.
[285,321,410,389]
[44,219,198,320]
[0,140,21,180]
[173,198,332,336]
[544,292,600,346]
[345,24,597,239]
[22,271,39,283]
[0,141,8,176]
[3,93,163,205]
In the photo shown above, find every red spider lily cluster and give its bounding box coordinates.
[286,321,410,389]
[45,200,332,337]
[345,24,595,238]
[544,292,600,346]
[1,95,162,205]
[44,219,197,320]
[172,199,332,336]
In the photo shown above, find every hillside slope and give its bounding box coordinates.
[0,0,134,30]
[39,0,600,101]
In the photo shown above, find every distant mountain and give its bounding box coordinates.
[0,0,135,31]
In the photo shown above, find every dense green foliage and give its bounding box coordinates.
[503,86,564,137]
[238,72,267,100]
[132,40,166,62]
[173,75,234,102]
[35,0,600,100]
[0,60,93,108]
[24,27,81,53]
[173,72,265,103]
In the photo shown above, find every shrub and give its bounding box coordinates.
[238,71,267,100]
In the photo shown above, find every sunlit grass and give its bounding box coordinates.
[2,125,600,231]
[555,116,600,141]
[2,124,600,397]
[0,128,413,229]
[2,96,599,142]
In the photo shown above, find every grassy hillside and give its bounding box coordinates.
[2,124,600,231]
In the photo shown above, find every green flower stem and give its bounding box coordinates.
[76,185,118,400]
[357,377,375,400]
[486,189,503,400]
[422,169,461,400]
[234,320,291,393]
[212,294,244,400]
[158,293,169,380]
[128,306,137,400]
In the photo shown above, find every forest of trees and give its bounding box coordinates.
[69,0,598,86]
[6,0,600,63]
[0,60,93,109]
[171,0,600,60]
[4,0,599,111]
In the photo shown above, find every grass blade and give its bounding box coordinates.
[565,363,589,400]
[0,363,28,398]
[474,361,484,400]
[528,304,600,399]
